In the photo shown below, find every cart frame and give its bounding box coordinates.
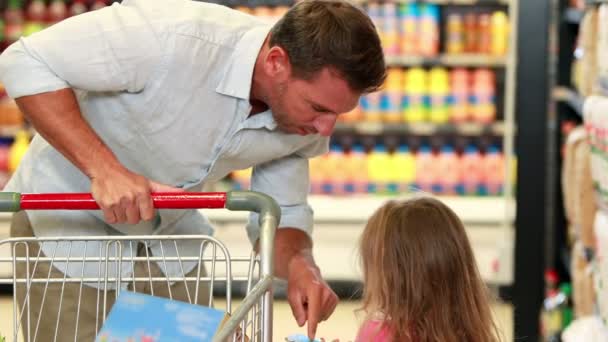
[0,191,280,342]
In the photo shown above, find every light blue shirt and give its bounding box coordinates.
[0,0,328,282]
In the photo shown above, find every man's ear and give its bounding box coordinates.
[264,45,291,81]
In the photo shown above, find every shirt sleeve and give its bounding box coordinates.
[0,2,165,99]
[245,137,329,245]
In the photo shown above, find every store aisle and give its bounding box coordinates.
[0,295,512,341]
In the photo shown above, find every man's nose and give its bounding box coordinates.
[313,115,337,136]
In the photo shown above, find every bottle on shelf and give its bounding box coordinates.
[490,11,509,56]
[8,129,30,173]
[399,3,418,55]
[23,0,46,36]
[446,12,464,55]
[449,68,471,123]
[477,13,492,54]
[471,68,496,124]
[381,2,399,57]
[361,91,382,123]
[459,145,482,196]
[418,4,439,57]
[350,144,369,194]
[483,145,504,196]
[403,67,428,123]
[436,145,459,195]
[367,144,390,194]
[391,144,416,193]
[47,0,68,26]
[69,0,89,17]
[464,12,478,53]
[324,144,345,195]
[4,0,24,47]
[309,154,325,195]
[91,0,109,11]
[231,167,252,191]
[428,67,450,124]
[381,68,403,123]
[414,145,436,193]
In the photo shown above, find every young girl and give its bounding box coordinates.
[356,196,501,341]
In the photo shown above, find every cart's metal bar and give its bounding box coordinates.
[74,241,89,342]
[213,276,273,342]
[0,192,228,210]
[1,256,241,262]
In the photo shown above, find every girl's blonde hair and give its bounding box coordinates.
[358,197,500,341]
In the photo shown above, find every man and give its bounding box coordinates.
[0,0,386,340]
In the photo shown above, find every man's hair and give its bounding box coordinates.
[269,0,386,93]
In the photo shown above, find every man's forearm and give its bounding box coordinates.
[256,228,318,279]
[16,88,121,179]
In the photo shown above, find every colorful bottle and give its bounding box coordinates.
[450,68,471,123]
[91,0,109,11]
[69,0,88,17]
[477,13,492,54]
[391,144,416,193]
[464,13,478,53]
[4,0,24,46]
[446,12,464,55]
[471,69,496,124]
[399,3,418,55]
[23,0,46,36]
[361,92,383,122]
[308,154,326,195]
[418,4,439,57]
[483,146,504,196]
[436,145,460,195]
[351,144,369,194]
[367,3,383,46]
[367,144,390,194]
[459,145,482,195]
[428,67,450,124]
[381,2,399,56]
[232,167,252,191]
[381,68,403,123]
[8,130,30,173]
[403,68,428,123]
[47,0,68,26]
[324,144,345,195]
[491,11,509,56]
[414,145,436,193]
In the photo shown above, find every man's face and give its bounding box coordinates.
[265,67,360,137]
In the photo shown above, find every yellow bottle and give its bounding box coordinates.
[391,145,416,193]
[8,130,30,173]
[403,68,428,123]
[491,11,509,56]
[428,67,450,124]
[367,144,391,194]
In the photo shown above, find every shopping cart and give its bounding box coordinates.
[0,191,280,342]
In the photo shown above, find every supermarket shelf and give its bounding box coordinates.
[553,86,584,117]
[334,121,506,136]
[385,54,507,67]
[204,195,515,225]
[0,125,22,139]
[586,0,608,5]
[562,7,584,24]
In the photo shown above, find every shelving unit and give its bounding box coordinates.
[335,121,506,136]
[385,54,507,67]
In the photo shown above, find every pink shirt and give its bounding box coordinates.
[356,320,392,341]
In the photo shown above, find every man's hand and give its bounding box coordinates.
[264,228,338,341]
[287,253,338,340]
[91,165,183,224]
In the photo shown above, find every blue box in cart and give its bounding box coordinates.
[96,291,229,342]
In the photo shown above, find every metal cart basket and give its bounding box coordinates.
[0,191,279,342]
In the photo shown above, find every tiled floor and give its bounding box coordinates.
[0,295,512,341]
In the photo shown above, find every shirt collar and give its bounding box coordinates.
[215,24,272,100]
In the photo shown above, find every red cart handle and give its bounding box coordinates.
[0,192,227,211]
